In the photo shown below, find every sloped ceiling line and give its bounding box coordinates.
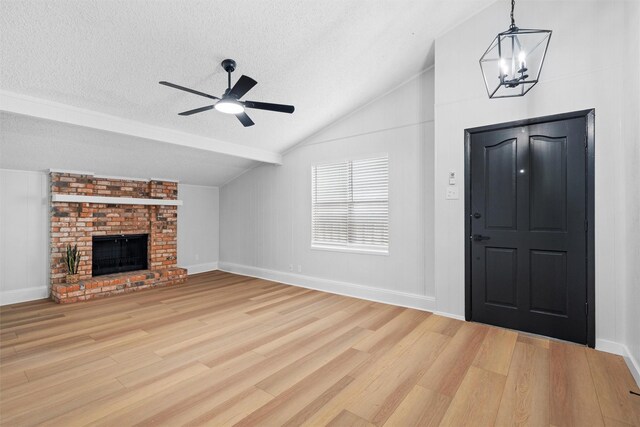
[0,90,283,165]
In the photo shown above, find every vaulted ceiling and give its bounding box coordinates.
[1,0,492,185]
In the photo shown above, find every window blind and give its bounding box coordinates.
[312,155,389,251]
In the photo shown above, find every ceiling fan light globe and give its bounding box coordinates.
[214,100,244,114]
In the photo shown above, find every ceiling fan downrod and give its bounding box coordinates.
[221,59,237,92]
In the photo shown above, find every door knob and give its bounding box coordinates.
[473,212,482,219]
[472,234,491,241]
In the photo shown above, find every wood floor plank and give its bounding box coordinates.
[418,321,489,396]
[256,326,371,396]
[586,348,640,426]
[494,341,549,427]
[473,326,518,376]
[326,409,375,427]
[281,375,356,427]
[39,361,210,426]
[197,314,319,367]
[184,386,274,426]
[603,416,636,427]
[233,348,370,427]
[90,351,268,426]
[347,331,450,424]
[0,271,636,426]
[298,314,449,426]
[382,384,450,427]
[352,308,430,354]
[550,341,605,426]
[23,329,150,381]
[2,378,125,425]
[251,310,355,356]
[357,305,405,331]
[421,313,463,337]
[517,333,551,349]
[2,354,159,405]
[251,306,377,364]
[439,365,507,427]
[0,370,28,390]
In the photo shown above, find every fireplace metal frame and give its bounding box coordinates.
[92,234,149,277]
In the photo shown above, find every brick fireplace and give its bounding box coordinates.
[49,171,187,303]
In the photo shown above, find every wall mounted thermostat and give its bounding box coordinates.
[448,171,457,185]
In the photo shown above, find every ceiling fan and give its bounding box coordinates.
[159,59,295,127]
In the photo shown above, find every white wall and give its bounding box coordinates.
[433,0,640,374]
[0,169,50,305]
[220,69,436,311]
[0,169,220,305]
[177,184,220,274]
[622,1,640,384]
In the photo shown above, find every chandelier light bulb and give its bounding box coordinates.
[518,51,527,68]
[500,59,509,77]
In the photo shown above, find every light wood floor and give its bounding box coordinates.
[1,271,639,426]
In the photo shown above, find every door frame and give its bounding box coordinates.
[464,109,595,347]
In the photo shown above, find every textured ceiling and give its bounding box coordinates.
[0,0,492,156]
[0,113,255,186]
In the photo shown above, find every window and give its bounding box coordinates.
[311,155,389,253]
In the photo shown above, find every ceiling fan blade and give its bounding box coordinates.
[235,111,255,127]
[178,105,215,116]
[244,101,295,114]
[159,81,219,100]
[228,75,257,99]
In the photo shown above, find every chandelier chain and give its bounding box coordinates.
[510,0,516,29]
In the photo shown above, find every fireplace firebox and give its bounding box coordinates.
[92,234,148,276]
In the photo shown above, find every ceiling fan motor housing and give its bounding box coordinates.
[159,57,294,127]
[221,59,237,73]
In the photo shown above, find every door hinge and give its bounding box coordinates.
[584,220,588,232]
[585,302,589,316]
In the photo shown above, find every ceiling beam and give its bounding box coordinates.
[0,90,282,165]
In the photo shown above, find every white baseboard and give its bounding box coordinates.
[434,311,465,321]
[0,287,50,306]
[628,352,640,388]
[218,262,436,312]
[597,339,640,387]
[596,338,628,355]
[183,262,219,275]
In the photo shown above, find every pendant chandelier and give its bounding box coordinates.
[479,0,552,98]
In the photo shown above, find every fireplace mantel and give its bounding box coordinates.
[51,194,183,206]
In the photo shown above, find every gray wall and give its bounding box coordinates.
[622,1,640,383]
[0,169,49,304]
[220,69,436,310]
[177,184,220,273]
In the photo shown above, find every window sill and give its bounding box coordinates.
[310,244,389,256]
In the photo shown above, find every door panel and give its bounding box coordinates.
[485,247,518,308]
[485,139,518,230]
[469,117,588,344]
[529,250,568,316]
[529,136,567,232]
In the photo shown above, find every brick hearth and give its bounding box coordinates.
[49,172,187,303]
[51,268,187,303]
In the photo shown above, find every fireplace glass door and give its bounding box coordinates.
[92,234,148,276]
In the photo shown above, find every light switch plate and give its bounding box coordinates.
[446,186,459,200]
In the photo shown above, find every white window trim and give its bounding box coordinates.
[310,154,389,255]
[310,243,389,256]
